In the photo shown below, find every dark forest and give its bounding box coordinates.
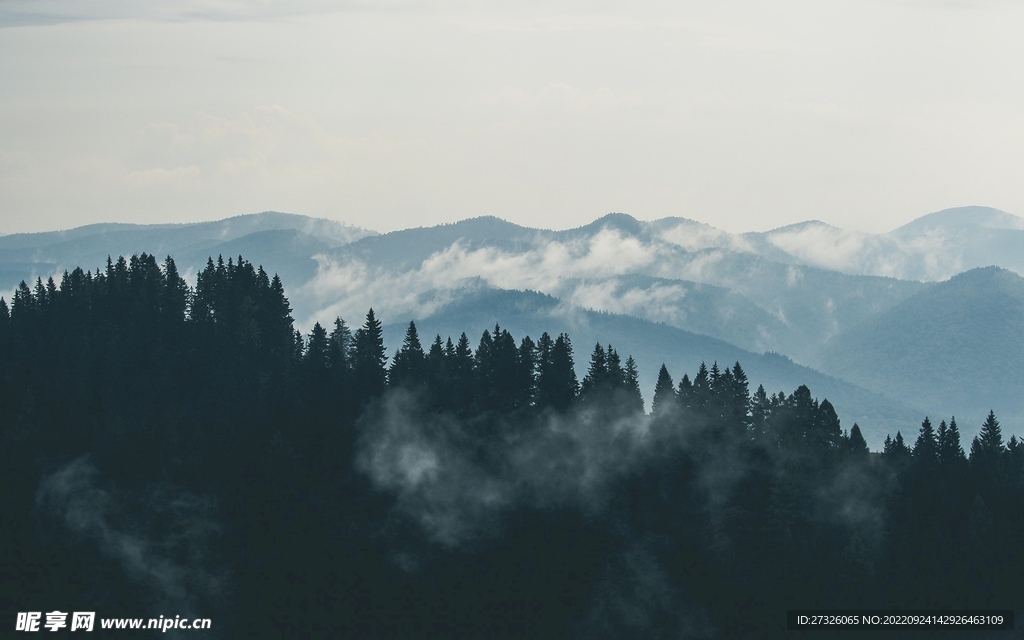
[2,253,1022,638]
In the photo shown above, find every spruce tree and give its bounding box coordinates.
[692,362,711,411]
[389,321,426,388]
[938,417,966,466]
[545,333,578,411]
[450,332,475,413]
[913,417,938,464]
[971,411,1004,460]
[750,384,770,440]
[329,317,353,373]
[304,322,331,371]
[580,343,608,398]
[622,356,644,415]
[676,374,693,412]
[606,346,624,388]
[353,308,388,399]
[847,424,869,456]
[516,336,537,409]
[161,256,189,324]
[652,364,675,417]
[812,399,842,451]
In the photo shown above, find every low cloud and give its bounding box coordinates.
[35,458,225,627]
[356,389,651,547]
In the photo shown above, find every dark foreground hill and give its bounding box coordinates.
[2,252,1022,639]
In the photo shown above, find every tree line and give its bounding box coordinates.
[1,253,1021,638]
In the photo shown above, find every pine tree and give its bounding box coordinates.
[651,364,675,417]
[676,374,693,412]
[329,317,353,373]
[580,343,608,398]
[161,256,189,324]
[516,336,537,409]
[535,332,577,410]
[622,356,644,415]
[971,411,1004,461]
[353,308,387,399]
[750,384,770,441]
[883,431,912,464]
[970,411,1005,500]
[450,332,475,413]
[847,424,869,456]
[389,321,426,388]
[913,417,938,464]
[547,333,578,410]
[304,322,331,371]
[692,362,711,411]
[938,417,966,467]
[811,399,842,451]
[606,346,624,388]
[427,334,446,380]
[728,362,751,430]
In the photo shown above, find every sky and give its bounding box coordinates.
[1,0,1022,236]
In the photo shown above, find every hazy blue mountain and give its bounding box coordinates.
[177,229,332,286]
[0,211,375,291]
[819,266,1024,429]
[6,205,1023,448]
[640,206,1024,281]
[313,212,923,362]
[748,206,1024,280]
[381,287,924,449]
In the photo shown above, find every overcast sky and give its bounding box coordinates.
[1,0,1022,236]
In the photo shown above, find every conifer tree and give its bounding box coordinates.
[353,308,387,399]
[652,364,675,417]
[692,362,711,411]
[606,346,624,388]
[847,424,869,456]
[938,417,966,467]
[812,399,842,451]
[580,343,608,398]
[389,321,426,388]
[516,336,537,409]
[329,317,353,373]
[970,411,1004,462]
[622,356,644,415]
[913,417,938,464]
[161,256,189,324]
[728,362,751,429]
[676,374,693,412]
[424,334,448,406]
[970,411,1005,499]
[304,322,331,371]
[450,332,475,413]
[884,431,911,463]
[542,333,577,411]
[750,384,770,440]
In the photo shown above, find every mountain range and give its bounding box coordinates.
[3,205,1022,449]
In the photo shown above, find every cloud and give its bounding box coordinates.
[36,458,225,623]
[356,389,651,547]
[293,228,666,327]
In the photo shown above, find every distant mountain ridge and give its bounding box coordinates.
[4,205,1024,447]
[0,211,376,291]
[820,266,1024,428]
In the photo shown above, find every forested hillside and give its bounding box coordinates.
[1,254,1021,638]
